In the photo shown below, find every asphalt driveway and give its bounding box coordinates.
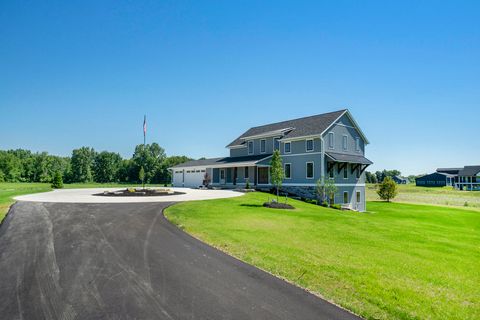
[0,201,360,320]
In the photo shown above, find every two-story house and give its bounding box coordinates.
[170,109,372,211]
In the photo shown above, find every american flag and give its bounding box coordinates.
[143,115,147,137]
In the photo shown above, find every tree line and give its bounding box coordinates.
[0,143,191,184]
[365,169,420,184]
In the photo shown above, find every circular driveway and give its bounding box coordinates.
[14,187,243,203]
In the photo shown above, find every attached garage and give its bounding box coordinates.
[172,167,206,188]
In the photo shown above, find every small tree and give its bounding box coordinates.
[139,166,145,188]
[316,178,337,206]
[377,176,398,202]
[51,171,64,189]
[203,172,211,187]
[270,150,284,202]
[245,178,251,189]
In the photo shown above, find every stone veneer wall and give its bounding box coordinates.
[280,186,317,199]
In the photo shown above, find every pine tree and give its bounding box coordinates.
[51,171,64,189]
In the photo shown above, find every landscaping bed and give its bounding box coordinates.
[95,188,185,197]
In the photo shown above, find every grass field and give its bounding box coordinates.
[0,182,169,222]
[165,192,480,320]
[367,183,480,210]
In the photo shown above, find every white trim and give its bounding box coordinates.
[343,164,348,179]
[305,138,314,152]
[280,151,322,157]
[356,190,361,203]
[306,161,314,179]
[355,137,360,152]
[279,134,321,142]
[328,132,334,149]
[284,163,292,179]
[342,135,348,151]
[260,139,266,153]
[273,137,280,151]
[282,183,366,187]
[320,110,370,145]
[343,191,349,204]
[227,145,247,149]
[247,140,254,155]
[241,128,293,140]
[284,141,291,154]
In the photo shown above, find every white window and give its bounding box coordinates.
[248,141,254,154]
[355,137,360,152]
[306,139,314,152]
[344,165,348,179]
[343,135,348,151]
[284,163,291,179]
[306,162,314,179]
[284,142,291,153]
[274,138,280,150]
[356,191,361,203]
[328,132,334,149]
[260,139,266,153]
[343,191,349,204]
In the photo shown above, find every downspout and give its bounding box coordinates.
[320,136,325,184]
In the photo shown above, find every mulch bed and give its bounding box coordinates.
[95,189,185,197]
[263,202,295,210]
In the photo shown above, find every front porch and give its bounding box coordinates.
[211,165,271,187]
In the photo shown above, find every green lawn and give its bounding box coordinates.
[165,192,480,320]
[367,183,480,210]
[0,182,169,222]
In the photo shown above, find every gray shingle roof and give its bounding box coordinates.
[458,166,480,176]
[326,152,373,165]
[170,154,271,168]
[227,109,347,147]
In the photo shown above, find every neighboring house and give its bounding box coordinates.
[392,176,408,184]
[430,166,480,190]
[170,109,372,211]
[416,172,455,187]
[455,166,480,191]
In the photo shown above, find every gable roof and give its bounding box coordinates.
[458,166,480,176]
[227,109,368,148]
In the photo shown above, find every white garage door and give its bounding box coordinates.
[172,170,184,187]
[184,169,205,187]
[172,168,206,187]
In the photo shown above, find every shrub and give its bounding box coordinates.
[246,178,251,189]
[377,176,398,202]
[331,204,342,210]
[51,171,64,189]
[321,200,329,207]
[464,201,469,207]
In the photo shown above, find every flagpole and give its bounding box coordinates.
[143,115,146,189]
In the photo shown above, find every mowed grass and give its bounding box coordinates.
[165,192,480,320]
[367,183,480,210]
[0,182,170,222]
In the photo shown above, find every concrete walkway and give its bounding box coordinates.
[14,187,243,203]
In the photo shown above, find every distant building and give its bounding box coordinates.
[416,172,455,187]
[416,165,480,190]
[392,175,408,184]
[456,166,480,191]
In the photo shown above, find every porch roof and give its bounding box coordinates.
[326,152,373,165]
[170,154,272,169]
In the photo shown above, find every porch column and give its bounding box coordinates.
[254,166,258,186]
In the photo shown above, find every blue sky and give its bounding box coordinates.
[0,1,479,175]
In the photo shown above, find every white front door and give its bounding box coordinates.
[220,169,226,184]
